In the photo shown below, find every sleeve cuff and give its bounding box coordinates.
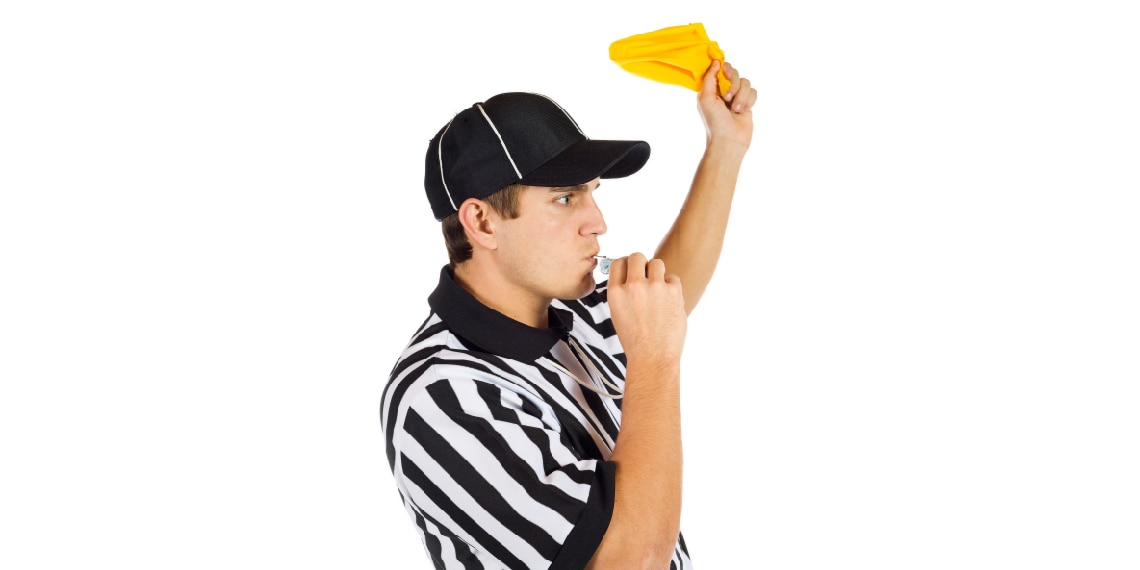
[549,460,616,570]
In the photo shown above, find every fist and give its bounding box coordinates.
[606,253,687,364]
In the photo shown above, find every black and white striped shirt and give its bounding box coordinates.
[382,266,693,569]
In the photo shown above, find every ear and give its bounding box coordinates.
[457,198,499,251]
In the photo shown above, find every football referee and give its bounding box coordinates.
[382,60,756,569]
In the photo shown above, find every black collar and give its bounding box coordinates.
[427,266,573,362]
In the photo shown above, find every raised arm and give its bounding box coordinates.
[654,60,757,314]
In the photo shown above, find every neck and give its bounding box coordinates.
[453,261,551,328]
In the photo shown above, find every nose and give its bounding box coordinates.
[580,190,607,236]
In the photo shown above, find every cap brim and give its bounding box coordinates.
[519,139,650,187]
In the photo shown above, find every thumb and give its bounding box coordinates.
[700,60,722,99]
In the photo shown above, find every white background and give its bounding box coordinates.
[2,1,1138,568]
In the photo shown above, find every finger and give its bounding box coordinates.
[665,274,683,300]
[647,258,666,282]
[700,60,721,100]
[732,80,757,113]
[723,61,741,102]
[625,252,649,281]
[609,256,628,286]
[731,78,754,112]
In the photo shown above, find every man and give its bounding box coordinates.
[382,60,756,569]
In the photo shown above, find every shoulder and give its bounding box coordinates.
[386,313,511,402]
[384,312,558,422]
[384,315,489,421]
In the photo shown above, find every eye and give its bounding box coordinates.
[555,194,572,205]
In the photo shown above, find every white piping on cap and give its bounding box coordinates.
[436,116,459,212]
[475,103,522,179]
[531,92,587,138]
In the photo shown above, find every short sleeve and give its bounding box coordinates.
[390,366,616,569]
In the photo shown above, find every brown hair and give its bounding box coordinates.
[442,183,524,266]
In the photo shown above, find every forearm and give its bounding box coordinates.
[655,139,748,314]
[587,359,682,569]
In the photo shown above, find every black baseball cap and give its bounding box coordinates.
[424,92,651,221]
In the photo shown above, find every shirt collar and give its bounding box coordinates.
[428,265,574,362]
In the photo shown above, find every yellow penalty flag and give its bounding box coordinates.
[609,23,731,96]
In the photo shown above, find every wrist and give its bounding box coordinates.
[703,137,749,164]
[625,352,682,377]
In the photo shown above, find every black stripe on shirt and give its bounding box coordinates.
[404,408,562,562]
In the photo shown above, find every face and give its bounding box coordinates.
[493,178,607,302]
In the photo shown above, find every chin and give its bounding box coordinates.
[573,273,598,298]
[557,273,596,301]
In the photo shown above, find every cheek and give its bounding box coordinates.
[512,211,579,262]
